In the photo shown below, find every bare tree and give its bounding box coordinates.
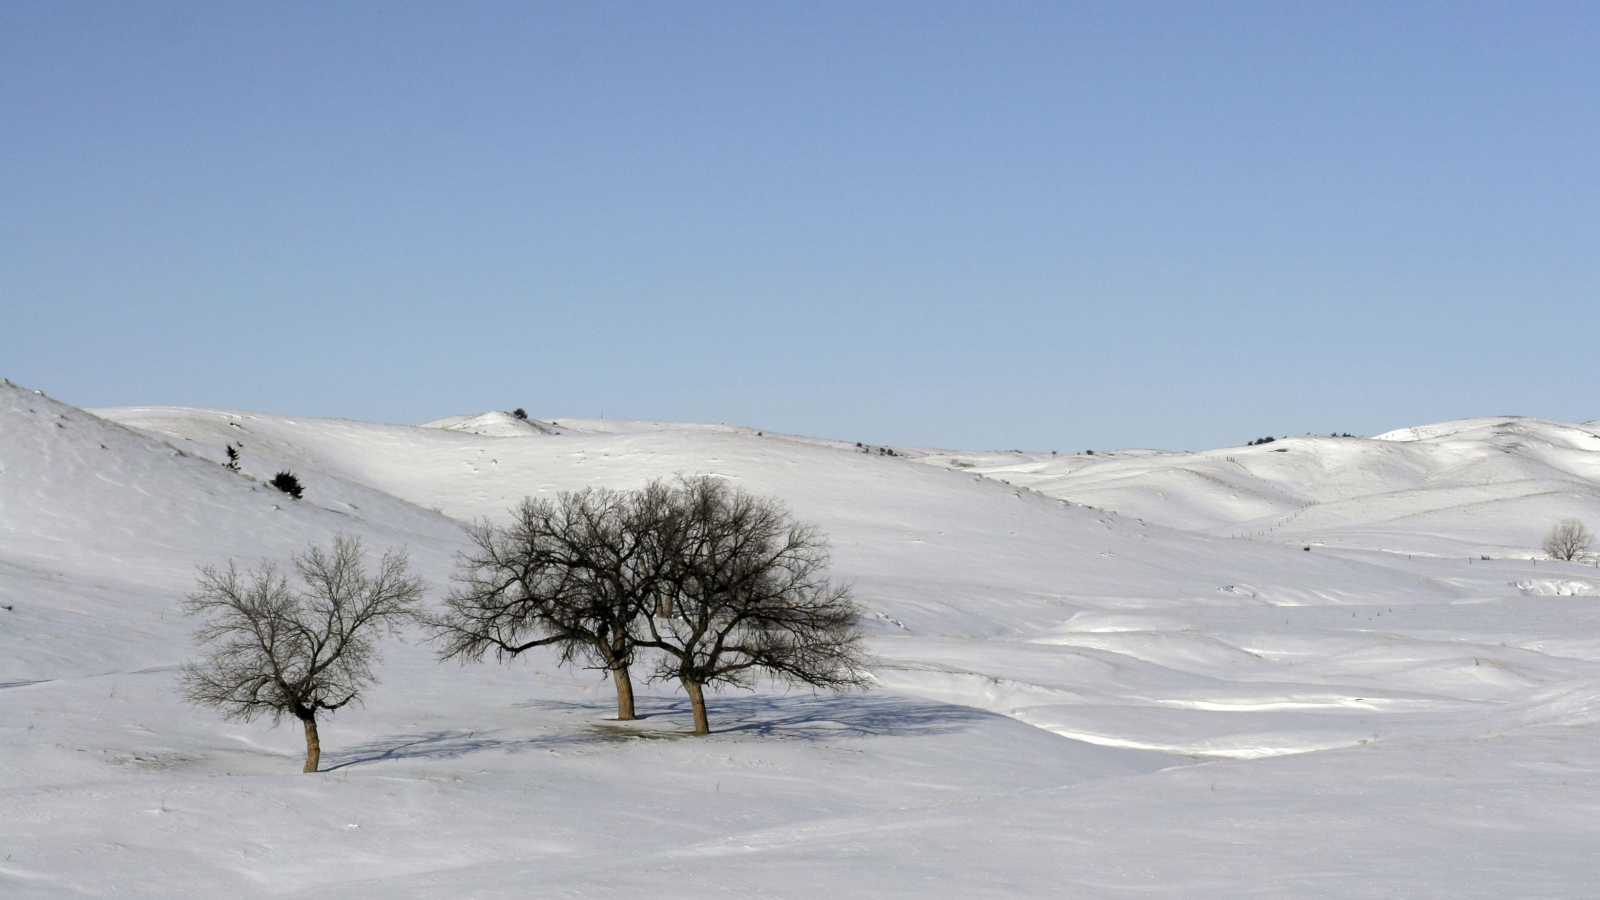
[180,535,424,773]
[1544,518,1595,561]
[431,486,671,720]
[640,476,870,735]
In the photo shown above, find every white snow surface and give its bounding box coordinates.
[4,381,1600,897]
[914,417,1600,559]
[419,411,562,437]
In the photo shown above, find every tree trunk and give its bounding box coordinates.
[611,662,637,721]
[684,679,710,735]
[302,715,321,773]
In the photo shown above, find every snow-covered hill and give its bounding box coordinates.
[0,384,467,682]
[420,410,564,436]
[914,416,1600,558]
[5,382,1600,897]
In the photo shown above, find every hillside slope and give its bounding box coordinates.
[96,402,1588,761]
[914,416,1600,557]
[100,402,1463,635]
[0,383,465,681]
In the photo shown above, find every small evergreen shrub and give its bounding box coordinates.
[512,408,528,420]
[270,471,304,500]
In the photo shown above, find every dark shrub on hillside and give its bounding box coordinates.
[270,471,304,500]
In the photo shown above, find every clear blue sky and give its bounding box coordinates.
[3,2,1595,450]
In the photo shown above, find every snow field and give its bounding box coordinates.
[3,381,1600,896]
[914,417,1600,558]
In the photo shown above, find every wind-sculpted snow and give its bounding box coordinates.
[2,384,1599,897]
[916,416,1600,558]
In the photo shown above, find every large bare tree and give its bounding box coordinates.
[180,535,424,773]
[431,485,671,720]
[640,476,870,735]
[1544,518,1595,561]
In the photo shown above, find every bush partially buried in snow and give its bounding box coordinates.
[269,471,304,500]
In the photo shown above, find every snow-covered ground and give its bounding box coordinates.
[4,380,1599,897]
[912,419,1600,559]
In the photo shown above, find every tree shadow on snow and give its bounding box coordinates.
[320,727,601,770]
[322,692,991,771]
[637,692,994,741]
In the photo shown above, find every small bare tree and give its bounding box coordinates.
[431,486,672,720]
[181,535,424,772]
[641,476,870,735]
[1544,518,1595,561]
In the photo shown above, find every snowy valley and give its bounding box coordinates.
[4,380,1600,897]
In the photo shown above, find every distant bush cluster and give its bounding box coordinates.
[214,443,306,501]
[1246,433,1353,445]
